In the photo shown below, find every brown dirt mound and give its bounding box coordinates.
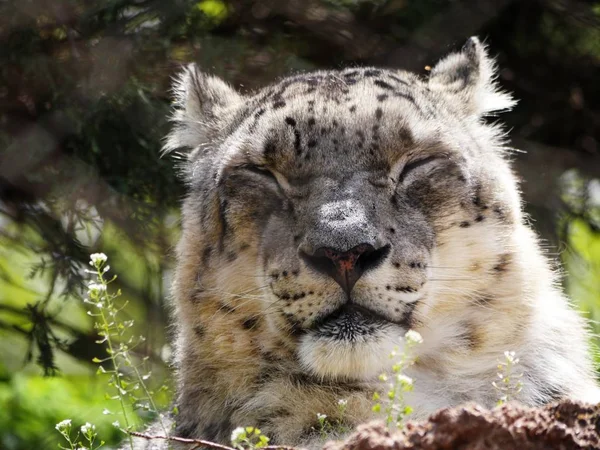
[324,400,600,450]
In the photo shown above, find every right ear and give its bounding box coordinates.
[163,64,244,154]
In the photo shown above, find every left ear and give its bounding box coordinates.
[428,37,516,116]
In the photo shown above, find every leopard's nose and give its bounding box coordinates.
[301,243,391,294]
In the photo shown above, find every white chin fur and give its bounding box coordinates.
[297,325,405,381]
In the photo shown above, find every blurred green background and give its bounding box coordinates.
[0,0,599,448]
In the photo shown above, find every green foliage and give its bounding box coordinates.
[493,351,524,406]
[372,330,422,428]
[0,373,129,450]
[53,253,171,449]
[230,426,270,450]
[313,399,351,439]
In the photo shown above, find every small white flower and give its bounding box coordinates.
[337,399,348,407]
[231,426,246,443]
[90,253,107,265]
[102,408,111,415]
[503,350,518,364]
[396,374,413,386]
[75,447,88,450]
[87,282,106,298]
[316,413,327,421]
[404,330,423,345]
[88,282,106,292]
[112,420,121,428]
[55,419,72,431]
[80,422,95,434]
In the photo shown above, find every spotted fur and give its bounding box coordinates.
[131,37,600,449]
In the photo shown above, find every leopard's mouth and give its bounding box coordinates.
[310,303,397,341]
[297,303,409,380]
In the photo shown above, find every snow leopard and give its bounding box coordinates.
[130,37,600,449]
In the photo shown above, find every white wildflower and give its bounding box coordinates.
[503,350,518,364]
[231,426,246,443]
[90,253,107,265]
[81,422,95,434]
[102,408,111,415]
[55,419,72,431]
[316,413,327,421]
[404,330,423,345]
[396,374,413,387]
[337,399,348,407]
[112,420,121,428]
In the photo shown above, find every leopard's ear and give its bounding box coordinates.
[428,37,516,116]
[163,64,244,154]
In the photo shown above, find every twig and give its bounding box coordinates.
[129,431,298,450]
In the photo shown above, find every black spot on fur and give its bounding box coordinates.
[493,205,507,221]
[398,127,414,146]
[284,314,303,335]
[293,129,302,154]
[462,323,483,350]
[226,251,237,262]
[364,69,382,77]
[219,302,235,314]
[400,301,417,328]
[377,94,389,102]
[375,108,383,120]
[242,317,259,330]
[374,79,394,90]
[459,221,471,228]
[388,74,409,85]
[217,198,229,251]
[194,324,206,339]
[307,139,318,148]
[493,254,511,272]
[272,100,286,109]
[395,286,416,293]
[202,246,212,266]
[285,117,296,126]
[264,140,277,158]
[308,117,316,127]
[349,105,357,113]
[262,351,283,363]
[475,214,485,222]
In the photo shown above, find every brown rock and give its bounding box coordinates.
[324,400,600,450]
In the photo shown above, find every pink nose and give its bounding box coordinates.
[301,243,390,294]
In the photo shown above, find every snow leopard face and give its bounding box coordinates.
[167,37,519,382]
